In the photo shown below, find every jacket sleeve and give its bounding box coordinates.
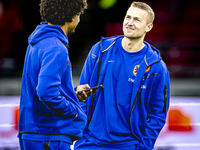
[140,63,170,150]
[79,42,101,114]
[36,46,77,118]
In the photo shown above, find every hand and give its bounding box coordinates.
[75,84,92,102]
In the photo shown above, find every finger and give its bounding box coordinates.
[85,84,90,89]
[82,91,88,99]
[86,89,93,96]
[77,94,82,100]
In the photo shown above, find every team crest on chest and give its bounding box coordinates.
[133,65,140,76]
[133,65,151,76]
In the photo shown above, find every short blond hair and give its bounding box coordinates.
[130,1,155,24]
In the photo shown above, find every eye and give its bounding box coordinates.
[134,18,140,22]
[126,15,131,19]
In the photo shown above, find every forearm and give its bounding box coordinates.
[37,75,77,117]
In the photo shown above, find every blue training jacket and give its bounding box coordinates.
[79,35,170,149]
[18,22,87,143]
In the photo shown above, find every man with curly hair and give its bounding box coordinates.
[18,0,89,150]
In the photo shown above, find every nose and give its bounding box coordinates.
[127,19,134,26]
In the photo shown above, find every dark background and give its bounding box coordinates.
[0,0,200,79]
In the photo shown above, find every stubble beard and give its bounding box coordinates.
[123,29,144,41]
[124,32,141,40]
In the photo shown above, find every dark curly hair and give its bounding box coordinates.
[39,0,88,25]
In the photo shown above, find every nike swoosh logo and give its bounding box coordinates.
[108,60,114,62]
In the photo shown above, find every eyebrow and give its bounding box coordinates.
[126,14,142,21]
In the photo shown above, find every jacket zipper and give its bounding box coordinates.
[88,40,116,125]
[129,77,143,123]
[128,58,162,131]
[129,55,148,130]
[88,51,103,125]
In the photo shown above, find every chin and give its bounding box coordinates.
[68,29,76,34]
[68,31,75,35]
[124,34,135,39]
[124,32,133,37]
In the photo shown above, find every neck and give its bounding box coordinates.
[48,22,68,35]
[122,37,145,53]
[60,24,68,36]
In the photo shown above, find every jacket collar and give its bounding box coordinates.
[100,36,162,66]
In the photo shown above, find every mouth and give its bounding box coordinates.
[126,27,134,31]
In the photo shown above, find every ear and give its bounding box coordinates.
[145,23,153,33]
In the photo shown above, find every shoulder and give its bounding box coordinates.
[40,36,67,51]
[37,37,68,61]
[150,60,169,76]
